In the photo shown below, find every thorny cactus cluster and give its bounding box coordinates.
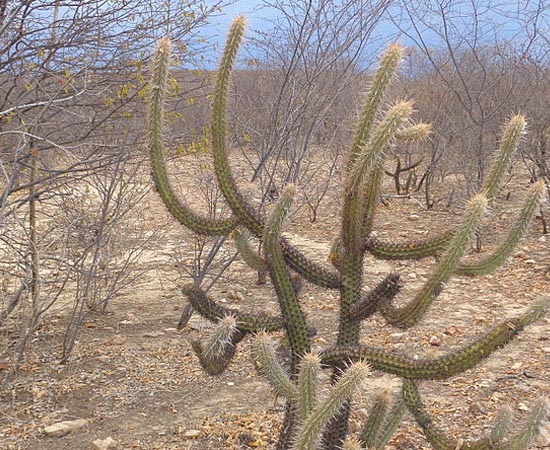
[148,17,549,450]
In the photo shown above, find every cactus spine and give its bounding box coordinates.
[148,16,549,450]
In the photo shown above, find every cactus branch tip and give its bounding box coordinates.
[383,42,405,62]
[508,113,527,131]
[534,179,546,194]
[392,100,415,116]
[300,351,322,365]
[233,15,247,27]
[468,193,489,210]
[284,183,297,197]
[156,36,172,53]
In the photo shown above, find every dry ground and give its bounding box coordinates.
[1,165,549,450]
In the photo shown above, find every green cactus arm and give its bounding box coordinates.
[321,297,549,379]
[181,285,284,332]
[296,352,321,420]
[348,274,402,323]
[201,314,238,361]
[263,185,311,367]
[191,328,245,376]
[211,18,341,289]
[483,115,526,200]
[491,406,515,444]
[351,101,414,192]
[231,228,268,273]
[379,194,488,328]
[293,362,371,450]
[457,180,545,276]
[500,400,549,450]
[148,37,239,235]
[252,332,298,399]
[402,379,548,450]
[395,122,432,143]
[345,101,413,251]
[359,391,390,448]
[211,17,259,233]
[280,236,341,289]
[353,101,414,237]
[373,392,406,450]
[345,43,404,174]
[365,230,454,260]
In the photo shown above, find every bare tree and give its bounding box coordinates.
[0,0,228,368]
[390,0,544,190]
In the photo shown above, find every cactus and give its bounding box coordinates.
[148,17,549,450]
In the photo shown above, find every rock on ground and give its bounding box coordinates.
[44,419,89,437]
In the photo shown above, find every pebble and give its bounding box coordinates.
[184,429,201,438]
[389,332,405,343]
[443,325,459,336]
[44,419,89,437]
[143,331,164,338]
[93,437,117,450]
[428,335,441,346]
[409,214,420,221]
[110,335,125,345]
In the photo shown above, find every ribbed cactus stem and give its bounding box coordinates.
[360,391,390,448]
[504,399,548,450]
[148,37,238,235]
[182,285,284,332]
[357,101,414,236]
[252,332,297,399]
[211,17,259,230]
[351,100,414,192]
[231,228,268,273]
[191,327,244,376]
[296,352,320,420]
[264,185,311,368]
[265,184,296,239]
[373,393,405,449]
[202,314,237,360]
[322,296,549,379]
[381,194,487,328]
[366,230,453,260]
[211,21,341,289]
[403,379,549,450]
[365,230,455,260]
[483,114,526,200]
[348,274,401,323]
[293,361,371,450]
[457,180,545,276]
[490,406,514,444]
[346,43,403,174]
[396,122,433,142]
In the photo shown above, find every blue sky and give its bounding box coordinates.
[203,0,277,45]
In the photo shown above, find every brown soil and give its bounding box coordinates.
[1,165,549,450]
